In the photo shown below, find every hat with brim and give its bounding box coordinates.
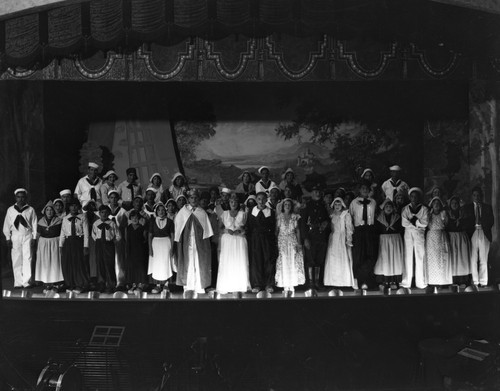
[330,197,346,210]
[172,172,184,182]
[380,198,394,210]
[428,196,445,208]
[88,162,99,169]
[149,173,162,183]
[176,195,187,202]
[145,187,158,194]
[258,166,270,174]
[238,170,253,181]
[108,190,119,197]
[268,185,280,193]
[361,168,374,178]
[165,198,176,207]
[53,198,63,206]
[41,201,55,215]
[244,195,257,205]
[408,187,423,196]
[103,170,118,180]
[255,191,268,197]
[281,168,295,180]
[153,202,166,213]
[14,188,27,196]
[220,187,231,194]
[389,165,402,171]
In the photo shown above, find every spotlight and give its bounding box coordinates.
[396,287,411,295]
[2,289,11,298]
[256,291,272,299]
[328,289,343,297]
[113,291,128,299]
[304,289,318,298]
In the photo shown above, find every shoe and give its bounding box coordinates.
[127,284,137,294]
[265,286,274,293]
[251,287,261,293]
[151,285,162,294]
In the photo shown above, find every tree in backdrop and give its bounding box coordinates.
[275,101,402,183]
[170,99,217,167]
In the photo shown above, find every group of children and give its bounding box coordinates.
[2,163,495,295]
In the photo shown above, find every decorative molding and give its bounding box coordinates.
[337,41,398,79]
[264,35,328,80]
[204,38,257,80]
[410,44,459,78]
[136,41,196,80]
[74,52,123,79]
[6,66,36,78]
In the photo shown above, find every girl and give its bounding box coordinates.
[169,173,188,201]
[148,173,164,203]
[235,171,255,202]
[426,197,452,287]
[275,198,305,293]
[374,199,404,288]
[53,198,66,218]
[324,197,355,288]
[361,168,382,205]
[143,187,158,217]
[165,198,178,221]
[217,198,250,293]
[176,194,187,210]
[447,196,471,286]
[148,202,175,294]
[35,201,64,292]
[100,170,118,206]
[278,168,303,201]
[244,195,257,213]
[126,210,149,293]
[393,190,408,215]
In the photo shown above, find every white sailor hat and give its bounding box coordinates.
[258,166,270,174]
[59,189,72,197]
[14,188,27,195]
[88,162,99,169]
[108,189,119,197]
[220,187,231,194]
[389,165,402,171]
[408,187,423,196]
[102,170,118,179]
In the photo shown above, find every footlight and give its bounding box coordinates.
[282,290,294,298]
[113,291,128,299]
[20,290,32,299]
[233,291,244,299]
[139,291,148,299]
[208,291,221,300]
[465,284,479,293]
[66,291,76,299]
[256,291,272,299]
[160,290,171,299]
[328,289,343,297]
[304,289,318,298]
[87,291,100,300]
[396,288,411,295]
[183,290,198,299]
[2,290,11,298]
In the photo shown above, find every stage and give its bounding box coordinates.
[1,286,500,391]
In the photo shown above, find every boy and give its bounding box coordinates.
[3,188,37,288]
[92,205,121,293]
[117,167,143,211]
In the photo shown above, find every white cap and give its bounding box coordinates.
[165,198,176,206]
[389,165,401,171]
[282,168,294,179]
[172,172,184,182]
[88,162,99,169]
[145,187,158,193]
[153,202,165,212]
[258,166,270,174]
[108,189,119,197]
[428,196,444,208]
[59,189,72,197]
[175,194,187,202]
[245,195,257,205]
[220,187,231,194]
[330,197,346,209]
[14,188,27,195]
[149,173,162,183]
[268,184,280,193]
[103,170,118,179]
[408,187,423,196]
[361,168,374,178]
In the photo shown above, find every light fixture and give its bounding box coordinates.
[87,291,100,299]
[256,291,271,299]
[233,291,244,299]
[160,290,171,299]
[282,290,294,298]
[113,291,128,299]
[304,289,317,298]
[328,289,343,297]
[183,290,198,299]
[465,285,479,293]
[21,290,32,299]
[396,288,411,295]
[2,289,11,298]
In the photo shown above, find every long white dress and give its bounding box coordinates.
[275,213,305,288]
[426,211,452,285]
[324,210,355,288]
[216,210,250,293]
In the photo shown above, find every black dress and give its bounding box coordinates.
[247,208,277,289]
[126,224,148,284]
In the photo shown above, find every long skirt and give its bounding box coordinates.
[35,236,64,283]
[324,232,354,287]
[426,229,452,285]
[61,236,89,289]
[148,237,173,281]
[96,240,116,288]
[217,233,250,293]
[374,234,404,283]
[449,231,471,284]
